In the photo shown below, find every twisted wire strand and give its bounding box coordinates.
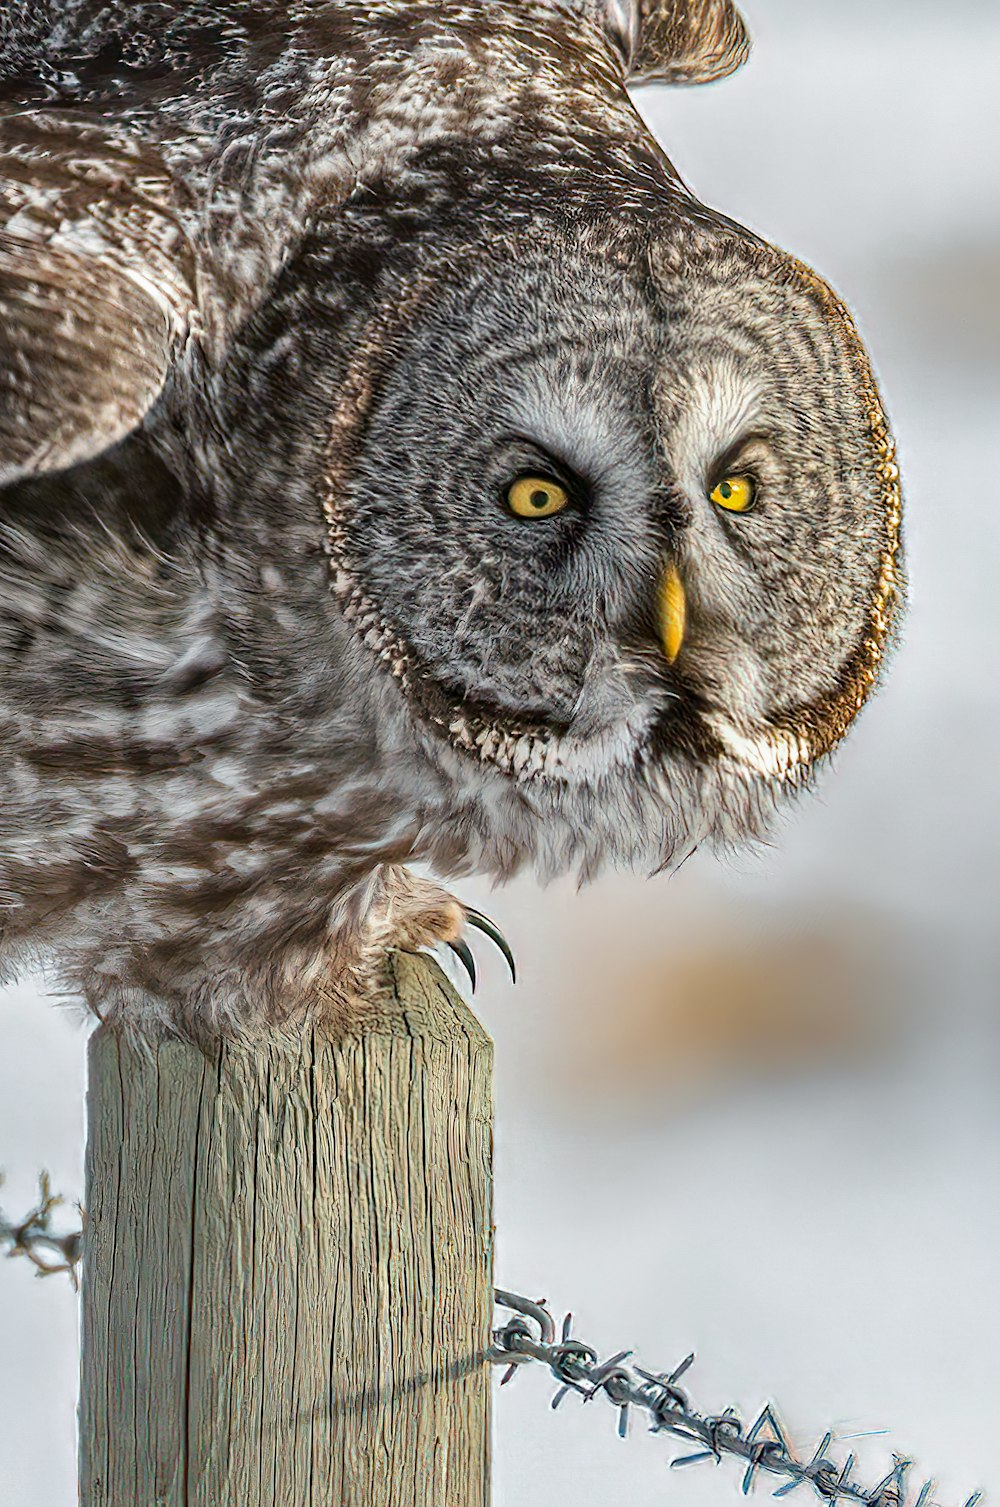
[491,1291,982,1507]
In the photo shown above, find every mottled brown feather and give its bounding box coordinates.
[631,0,750,84]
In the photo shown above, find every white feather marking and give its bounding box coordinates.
[710,717,811,781]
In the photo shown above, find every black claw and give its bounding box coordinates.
[447,938,477,993]
[465,909,517,984]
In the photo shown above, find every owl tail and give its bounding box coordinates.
[583,0,750,85]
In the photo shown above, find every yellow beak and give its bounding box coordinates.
[658,564,686,665]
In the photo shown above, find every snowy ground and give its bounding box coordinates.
[2,3,998,1504]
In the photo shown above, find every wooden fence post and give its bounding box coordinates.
[78,952,494,1507]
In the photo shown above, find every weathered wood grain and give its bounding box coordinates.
[79,953,494,1506]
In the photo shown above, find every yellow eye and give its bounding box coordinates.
[710,475,756,513]
[507,476,570,519]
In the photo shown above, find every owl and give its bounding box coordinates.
[0,0,904,1039]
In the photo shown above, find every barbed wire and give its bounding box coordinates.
[0,1176,982,1507]
[0,1172,83,1288]
[491,1291,981,1507]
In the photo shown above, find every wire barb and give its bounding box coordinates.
[0,1172,84,1289]
[491,1292,980,1507]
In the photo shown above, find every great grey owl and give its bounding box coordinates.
[0,0,904,1038]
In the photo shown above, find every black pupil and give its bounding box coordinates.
[530,488,551,510]
[720,481,733,499]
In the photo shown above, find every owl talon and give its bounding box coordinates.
[465,908,517,984]
[447,937,478,992]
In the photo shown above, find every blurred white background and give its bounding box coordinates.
[2,2,999,1503]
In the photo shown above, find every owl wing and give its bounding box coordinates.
[0,225,187,489]
[0,92,199,489]
[0,2,371,496]
[0,2,326,493]
[595,0,750,84]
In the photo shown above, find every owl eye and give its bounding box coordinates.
[710,475,756,513]
[506,475,570,520]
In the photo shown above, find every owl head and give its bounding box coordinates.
[310,0,905,879]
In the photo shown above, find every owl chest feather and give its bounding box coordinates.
[0,524,432,980]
